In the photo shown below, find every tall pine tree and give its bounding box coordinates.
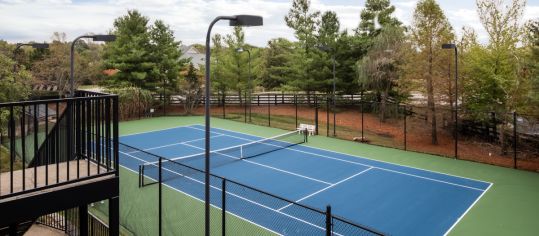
[355,0,402,37]
[103,10,154,90]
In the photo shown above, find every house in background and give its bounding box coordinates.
[180,45,205,69]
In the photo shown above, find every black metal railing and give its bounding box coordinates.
[37,208,109,236]
[0,91,119,199]
[124,143,384,236]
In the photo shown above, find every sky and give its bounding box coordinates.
[1,0,538,47]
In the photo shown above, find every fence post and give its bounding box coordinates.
[326,96,330,137]
[64,209,68,233]
[79,204,88,236]
[222,179,226,236]
[223,95,226,119]
[295,94,298,128]
[404,105,407,151]
[325,205,332,236]
[454,106,458,159]
[268,94,271,127]
[333,96,336,137]
[513,112,517,169]
[360,100,364,139]
[244,91,247,123]
[315,96,319,135]
[159,157,162,236]
[490,112,496,142]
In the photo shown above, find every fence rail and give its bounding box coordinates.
[0,90,119,199]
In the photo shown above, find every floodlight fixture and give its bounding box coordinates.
[92,34,117,42]
[229,15,263,27]
[442,43,456,49]
[12,42,50,74]
[70,34,116,97]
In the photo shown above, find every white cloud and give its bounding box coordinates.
[0,0,538,47]
[524,6,539,21]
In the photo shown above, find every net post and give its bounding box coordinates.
[222,178,226,236]
[325,205,332,236]
[138,165,142,188]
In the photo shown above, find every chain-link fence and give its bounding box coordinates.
[127,142,384,236]
[130,93,539,172]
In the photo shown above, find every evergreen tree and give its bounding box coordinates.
[260,38,295,90]
[223,26,248,104]
[103,10,154,90]
[149,20,186,102]
[314,11,340,93]
[356,0,402,37]
[285,0,320,50]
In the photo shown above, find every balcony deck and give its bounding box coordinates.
[0,160,108,198]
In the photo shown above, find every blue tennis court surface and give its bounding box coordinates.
[118,124,492,235]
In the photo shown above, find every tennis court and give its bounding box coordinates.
[118,124,492,235]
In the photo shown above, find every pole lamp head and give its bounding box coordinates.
[442,43,456,49]
[229,15,263,27]
[30,43,49,49]
[92,34,116,42]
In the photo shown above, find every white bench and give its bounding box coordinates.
[297,123,316,136]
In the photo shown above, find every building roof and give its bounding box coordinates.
[180,45,205,69]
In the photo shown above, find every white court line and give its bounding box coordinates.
[193,125,493,186]
[181,142,333,186]
[119,158,283,235]
[186,126,487,192]
[120,151,332,235]
[128,134,224,153]
[278,167,373,212]
[120,125,198,138]
[443,183,493,236]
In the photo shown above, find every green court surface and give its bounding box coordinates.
[95,116,539,236]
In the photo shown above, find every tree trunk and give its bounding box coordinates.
[238,90,243,106]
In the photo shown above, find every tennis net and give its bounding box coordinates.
[138,129,308,186]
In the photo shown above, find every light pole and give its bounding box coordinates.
[204,15,262,236]
[236,47,252,122]
[442,43,458,159]
[70,34,116,97]
[318,45,336,136]
[12,43,49,74]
